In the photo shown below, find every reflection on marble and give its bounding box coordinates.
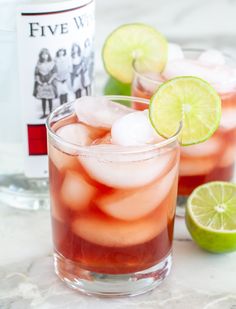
[1,0,236,307]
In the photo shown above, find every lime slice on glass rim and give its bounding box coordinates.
[149,76,221,146]
[186,181,236,253]
[102,23,168,84]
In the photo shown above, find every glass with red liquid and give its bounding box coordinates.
[46,96,180,296]
[132,49,236,216]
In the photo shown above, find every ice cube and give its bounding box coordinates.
[72,208,167,247]
[111,110,163,146]
[168,43,184,62]
[49,144,79,172]
[220,107,236,129]
[61,171,96,211]
[218,145,236,167]
[163,58,236,93]
[181,134,223,157]
[209,66,236,93]
[180,131,225,176]
[96,166,177,221]
[163,59,209,81]
[75,96,133,128]
[55,123,106,156]
[57,123,105,146]
[79,148,175,189]
[198,49,225,66]
[180,135,223,176]
[180,157,216,176]
[180,156,218,176]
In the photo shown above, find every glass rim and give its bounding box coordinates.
[46,95,181,156]
[132,47,236,88]
[132,59,163,87]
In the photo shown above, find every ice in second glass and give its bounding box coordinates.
[132,48,236,197]
[47,96,180,296]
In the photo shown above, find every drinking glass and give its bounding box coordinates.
[46,95,180,297]
[132,49,236,216]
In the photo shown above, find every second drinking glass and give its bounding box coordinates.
[132,48,236,216]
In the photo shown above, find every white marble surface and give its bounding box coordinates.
[1,203,236,309]
[1,0,236,308]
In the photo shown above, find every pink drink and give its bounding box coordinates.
[47,96,180,296]
[132,49,236,197]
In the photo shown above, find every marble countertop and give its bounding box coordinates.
[1,0,236,308]
[1,203,236,309]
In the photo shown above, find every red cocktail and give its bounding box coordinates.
[47,96,180,296]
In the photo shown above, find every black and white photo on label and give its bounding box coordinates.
[33,39,94,119]
[33,48,57,119]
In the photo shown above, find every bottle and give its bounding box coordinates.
[0,0,95,210]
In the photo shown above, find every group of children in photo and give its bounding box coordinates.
[33,39,94,119]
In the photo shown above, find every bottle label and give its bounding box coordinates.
[16,0,95,178]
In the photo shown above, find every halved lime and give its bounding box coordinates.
[149,76,221,146]
[102,23,168,84]
[186,181,236,253]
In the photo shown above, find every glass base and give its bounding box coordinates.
[54,251,172,297]
[0,173,49,210]
[176,195,188,217]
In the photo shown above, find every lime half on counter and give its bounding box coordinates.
[186,181,236,253]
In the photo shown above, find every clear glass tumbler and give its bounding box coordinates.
[46,95,180,297]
